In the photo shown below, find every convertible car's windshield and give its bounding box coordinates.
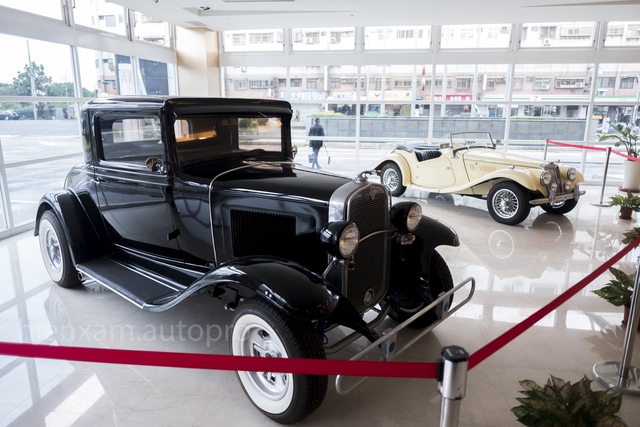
[449,132,495,148]
[174,114,285,166]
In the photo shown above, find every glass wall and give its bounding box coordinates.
[0,1,176,236]
[220,23,639,178]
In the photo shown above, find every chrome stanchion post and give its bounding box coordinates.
[592,261,640,395]
[592,147,613,207]
[543,140,549,161]
[438,346,469,427]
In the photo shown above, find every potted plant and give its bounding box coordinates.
[511,375,626,426]
[600,123,640,191]
[593,266,637,328]
[608,190,640,220]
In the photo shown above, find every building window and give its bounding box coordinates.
[397,29,414,39]
[249,79,274,88]
[456,77,472,89]
[621,77,636,89]
[305,33,320,44]
[514,77,524,90]
[330,78,341,89]
[554,78,586,89]
[306,78,319,89]
[233,34,246,45]
[249,33,274,44]
[235,80,247,90]
[534,78,551,90]
[597,77,616,88]
[539,26,557,38]
[394,79,413,88]
[290,78,302,88]
[560,27,592,38]
[627,24,640,39]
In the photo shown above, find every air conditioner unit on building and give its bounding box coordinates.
[330,37,337,43]
[543,38,552,46]
[575,82,584,88]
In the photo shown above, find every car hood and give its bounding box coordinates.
[210,162,353,203]
[460,149,548,168]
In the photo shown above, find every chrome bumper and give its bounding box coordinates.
[334,277,475,395]
[529,186,585,206]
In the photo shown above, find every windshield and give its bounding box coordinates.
[174,114,285,166]
[449,132,494,147]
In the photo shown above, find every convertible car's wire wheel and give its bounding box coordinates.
[387,251,454,328]
[38,210,80,288]
[381,163,406,197]
[487,182,531,225]
[230,297,327,424]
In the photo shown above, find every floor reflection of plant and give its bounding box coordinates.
[585,325,625,359]
[587,224,628,259]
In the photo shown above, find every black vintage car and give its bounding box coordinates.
[35,96,463,424]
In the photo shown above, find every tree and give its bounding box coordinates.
[11,62,52,96]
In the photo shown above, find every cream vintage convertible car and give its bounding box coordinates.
[373,132,585,225]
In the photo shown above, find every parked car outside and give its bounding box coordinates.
[373,132,585,225]
[35,96,466,424]
[0,109,19,120]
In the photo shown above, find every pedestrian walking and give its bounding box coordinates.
[308,117,325,169]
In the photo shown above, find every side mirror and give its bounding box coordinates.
[145,157,164,173]
[292,144,298,158]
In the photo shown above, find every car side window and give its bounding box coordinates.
[98,115,163,165]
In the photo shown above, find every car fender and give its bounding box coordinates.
[391,215,460,282]
[199,256,338,321]
[469,168,543,194]
[372,152,413,187]
[35,190,108,265]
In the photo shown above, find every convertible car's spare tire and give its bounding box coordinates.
[38,210,81,288]
[487,181,531,225]
[230,297,327,424]
[381,163,406,197]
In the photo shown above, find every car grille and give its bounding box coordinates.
[343,184,390,312]
[544,163,564,193]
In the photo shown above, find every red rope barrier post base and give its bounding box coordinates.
[438,346,469,427]
[592,261,640,395]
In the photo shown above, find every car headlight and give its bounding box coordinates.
[320,221,359,259]
[391,201,422,233]
[540,171,552,186]
[566,167,577,181]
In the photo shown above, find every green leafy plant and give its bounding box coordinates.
[621,227,640,244]
[609,191,640,211]
[592,267,635,307]
[600,122,639,158]
[512,375,626,427]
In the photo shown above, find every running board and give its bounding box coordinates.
[76,257,185,309]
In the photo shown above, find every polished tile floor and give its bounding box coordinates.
[1,185,640,427]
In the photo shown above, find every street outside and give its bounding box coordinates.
[0,119,626,229]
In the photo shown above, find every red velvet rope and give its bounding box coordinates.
[0,341,438,378]
[546,139,640,162]
[1,238,638,378]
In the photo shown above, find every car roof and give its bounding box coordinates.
[83,96,293,114]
